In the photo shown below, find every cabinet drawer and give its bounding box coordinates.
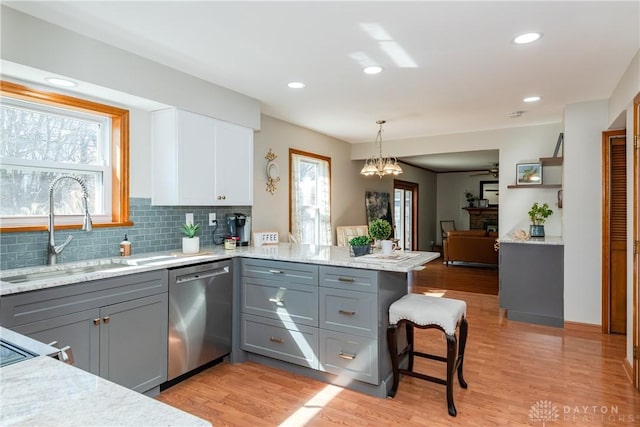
[320,288,377,338]
[0,270,168,327]
[319,330,378,385]
[241,277,318,327]
[241,314,319,369]
[241,259,318,286]
[319,266,378,293]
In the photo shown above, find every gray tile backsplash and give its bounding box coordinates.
[0,198,252,270]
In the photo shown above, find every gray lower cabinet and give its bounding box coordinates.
[239,259,407,394]
[499,242,564,327]
[0,270,168,393]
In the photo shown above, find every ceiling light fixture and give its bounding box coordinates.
[45,77,77,87]
[523,96,541,102]
[513,32,542,44]
[363,66,382,75]
[287,82,305,89]
[360,120,403,178]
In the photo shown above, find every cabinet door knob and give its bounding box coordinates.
[338,352,356,360]
[93,318,101,325]
[268,297,284,305]
[338,277,355,283]
[338,309,356,316]
[103,316,110,324]
[268,269,283,274]
[269,336,285,344]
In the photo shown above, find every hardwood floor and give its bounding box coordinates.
[411,256,499,295]
[157,264,638,426]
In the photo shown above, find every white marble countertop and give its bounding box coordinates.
[499,234,563,245]
[1,244,440,296]
[0,356,210,427]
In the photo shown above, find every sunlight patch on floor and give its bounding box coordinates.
[278,384,343,427]
[422,290,446,297]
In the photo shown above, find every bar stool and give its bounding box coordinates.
[386,294,468,416]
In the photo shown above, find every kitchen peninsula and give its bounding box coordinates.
[0,244,439,418]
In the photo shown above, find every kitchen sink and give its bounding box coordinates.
[1,262,132,284]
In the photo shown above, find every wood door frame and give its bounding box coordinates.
[393,179,419,251]
[633,92,640,389]
[602,129,628,334]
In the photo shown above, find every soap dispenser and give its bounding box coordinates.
[120,234,131,256]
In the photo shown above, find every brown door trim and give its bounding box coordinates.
[634,92,640,389]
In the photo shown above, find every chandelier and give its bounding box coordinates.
[360,120,403,178]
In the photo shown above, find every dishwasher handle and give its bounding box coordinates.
[176,266,230,284]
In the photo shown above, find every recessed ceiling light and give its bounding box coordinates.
[287,82,305,89]
[45,77,77,87]
[363,66,382,75]
[513,32,542,44]
[523,96,541,103]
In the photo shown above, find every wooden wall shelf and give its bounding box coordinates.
[507,184,562,189]
[539,157,563,166]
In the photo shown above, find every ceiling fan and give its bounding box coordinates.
[471,163,499,178]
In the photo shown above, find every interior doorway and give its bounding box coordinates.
[602,129,627,335]
[393,180,418,251]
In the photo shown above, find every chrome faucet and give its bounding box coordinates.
[47,175,93,265]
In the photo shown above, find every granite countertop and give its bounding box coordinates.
[0,356,210,427]
[1,244,440,296]
[499,234,563,245]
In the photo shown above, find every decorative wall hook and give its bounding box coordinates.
[265,148,280,195]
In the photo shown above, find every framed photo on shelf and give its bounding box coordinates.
[516,162,542,185]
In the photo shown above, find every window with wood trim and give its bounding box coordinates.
[0,81,130,231]
[289,149,331,245]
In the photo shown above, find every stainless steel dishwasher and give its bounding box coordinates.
[168,259,232,381]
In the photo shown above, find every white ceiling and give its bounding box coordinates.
[3,1,639,172]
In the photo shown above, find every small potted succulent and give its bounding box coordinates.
[348,235,372,257]
[464,191,476,207]
[528,202,553,237]
[181,222,200,254]
[368,218,392,247]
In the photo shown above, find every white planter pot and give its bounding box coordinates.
[182,237,200,254]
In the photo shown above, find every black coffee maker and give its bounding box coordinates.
[226,213,249,246]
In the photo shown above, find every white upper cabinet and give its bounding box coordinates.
[151,108,253,206]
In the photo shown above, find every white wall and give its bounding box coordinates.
[563,100,609,325]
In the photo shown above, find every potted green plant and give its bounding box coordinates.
[348,235,372,257]
[528,202,553,237]
[181,222,200,254]
[368,218,392,247]
[464,191,476,207]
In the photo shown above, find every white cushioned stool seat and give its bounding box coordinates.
[386,293,468,416]
[389,294,466,335]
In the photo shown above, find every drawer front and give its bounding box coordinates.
[0,270,168,327]
[241,314,319,369]
[319,266,378,293]
[241,277,318,327]
[241,258,318,286]
[320,288,377,338]
[319,329,378,385]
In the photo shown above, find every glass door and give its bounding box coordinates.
[394,180,418,251]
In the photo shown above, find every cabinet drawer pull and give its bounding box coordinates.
[93,318,101,325]
[338,310,356,316]
[103,316,110,324]
[269,336,285,344]
[338,277,355,283]
[268,269,283,274]
[269,297,284,305]
[338,352,356,360]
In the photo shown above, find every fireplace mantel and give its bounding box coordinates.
[463,207,499,231]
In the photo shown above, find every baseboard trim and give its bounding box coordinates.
[563,320,601,332]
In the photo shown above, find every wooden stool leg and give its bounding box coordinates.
[445,334,458,417]
[387,325,400,398]
[457,318,468,389]
[406,323,415,372]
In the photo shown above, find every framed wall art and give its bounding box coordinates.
[516,162,542,185]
